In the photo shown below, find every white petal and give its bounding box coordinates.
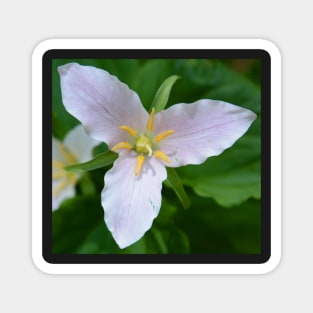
[63,124,100,163]
[101,154,167,248]
[52,137,66,163]
[58,63,149,147]
[154,100,257,167]
[52,179,76,211]
[52,136,79,210]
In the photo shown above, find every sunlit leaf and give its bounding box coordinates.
[65,151,117,172]
[182,161,260,207]
[150,75,180,112]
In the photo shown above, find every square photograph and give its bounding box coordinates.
[33,40,280,273]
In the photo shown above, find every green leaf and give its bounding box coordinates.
[170,59,261,114]
[121,237,147,254]
[149,223,190,254]
[175,197,261,254]
[183,161,261,207]
[165,226,190,254]
[156,199,178,227]
[52,195,104,254]
[166,167,190,209]
[151,228,168,254]
[150,75,180,112]
[75,223,119,254]
[64,151,117,172]
[76,220,147,254]
[79,173,97,195]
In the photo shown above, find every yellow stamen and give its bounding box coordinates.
[52,160,65,169]
[119,125,137,137]
[52,171,66,179]
[111,141,132,151]
[154,150,171,163]
[57,142,77,164]
[53,173,78,197]
[154,130,175,143]
[135,155,145,176]
[146,108,156,131]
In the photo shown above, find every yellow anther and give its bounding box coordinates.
[111,141,132,151]
[154,150,171,163]
[154,130,175,143]
[53,172,78,197]
[146,108,156,131]
[52,160,65,169]
[135,155,145,176]
[119,125,137,137]
[52,171,66,179]
[57,142,77,164]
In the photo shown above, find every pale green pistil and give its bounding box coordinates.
[135,134,153,156]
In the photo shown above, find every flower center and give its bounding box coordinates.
[135,133,153,156]
[111,108,175,176]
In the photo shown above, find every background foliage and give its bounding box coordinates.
[52,58,261,254]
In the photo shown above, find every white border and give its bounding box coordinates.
[32,39,281,274]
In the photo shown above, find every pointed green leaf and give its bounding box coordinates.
[64,151,117,172]
[166,167,190,209]
[150,75,180,112]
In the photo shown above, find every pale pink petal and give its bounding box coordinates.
[58,63,149,147]
[63,124,100,163]
[154,100,257,167]
[101,153,167,248]
[52,180,75,211]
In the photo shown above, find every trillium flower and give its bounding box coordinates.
[58,63,257,248]
[52,124,99,210]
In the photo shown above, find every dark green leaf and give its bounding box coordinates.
[175,197,261,254]
[156,199,178,227]
[151,228,168,254]
[52,195,104,253]
[75,223,119,254]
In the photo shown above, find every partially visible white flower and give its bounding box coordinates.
[58,63,257,248]
[52,124,99,210]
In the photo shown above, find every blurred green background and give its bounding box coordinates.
[52,58,261,254]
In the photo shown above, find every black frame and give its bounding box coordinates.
[43,49,271,264]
